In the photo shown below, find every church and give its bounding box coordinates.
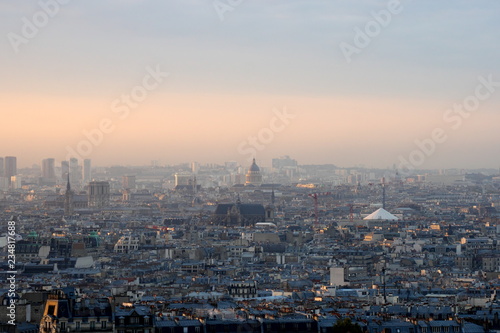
[212,197,273,227]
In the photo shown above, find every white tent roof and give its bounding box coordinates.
[363,208,398,221]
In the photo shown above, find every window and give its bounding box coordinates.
[101,321,107,329]
[76,322,81,331]
[90,321,96,330]
[61,322,66,331]
[130,317,139,324]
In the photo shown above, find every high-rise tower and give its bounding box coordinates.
[4,156,17,187]
[83,159,91,184]
[69,158,80,186]
[42,158,56,183]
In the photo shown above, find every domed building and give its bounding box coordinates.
[245,158,263,186]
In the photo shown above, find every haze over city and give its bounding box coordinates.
[5,2,500,332]
[1,1,500,169]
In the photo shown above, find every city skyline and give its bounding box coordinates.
[1,1,500,169]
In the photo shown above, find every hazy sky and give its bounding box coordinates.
[1,0,499,169]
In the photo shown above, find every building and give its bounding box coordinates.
[83,159,91,184]
[272,155,298,169]
[88,181,110,208]
[0,157,4,178]
[191,161,200,174]
[174,173,193,187]
[40,288,113,333]
[4,156,17,186]
[174,173,198,192]
[69,158,80,186]
[115,306,154,333]
[122,175,136,189]
[228,281,258,298]
[245,159,262,186]
[42,158,56,184]
[61,161,69,181]
[10,175,22,189]
[212,199,267,226]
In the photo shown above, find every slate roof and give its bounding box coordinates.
[214,203,266,216]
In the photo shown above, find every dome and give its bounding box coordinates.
[246,159,263,186]
[249,159,260,172]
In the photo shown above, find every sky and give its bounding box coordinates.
[1,0,500,169]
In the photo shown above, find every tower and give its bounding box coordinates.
[61,161,69,181]
[42,158,56,183]
[4,156,17,187]
[88,181,110,208]
[82,159,91,184]
[69,158,80,186]
[64,175,74,215]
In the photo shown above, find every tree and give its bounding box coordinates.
[332,318,363,333]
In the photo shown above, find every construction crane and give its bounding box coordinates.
[308,192,331,228]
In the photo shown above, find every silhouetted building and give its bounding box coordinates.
[4,156,17,185]
[82,159,91,184]
[272,155,297,169]
[42,158,56,184]
[61,161,69,181]
[69,158,80,186]
[213,198,266,226]
[88,181,110,208]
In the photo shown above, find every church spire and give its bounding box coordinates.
[64,173,74,215]
[66,173,71,192]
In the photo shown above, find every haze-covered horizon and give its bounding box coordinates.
[1,1,500,169]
